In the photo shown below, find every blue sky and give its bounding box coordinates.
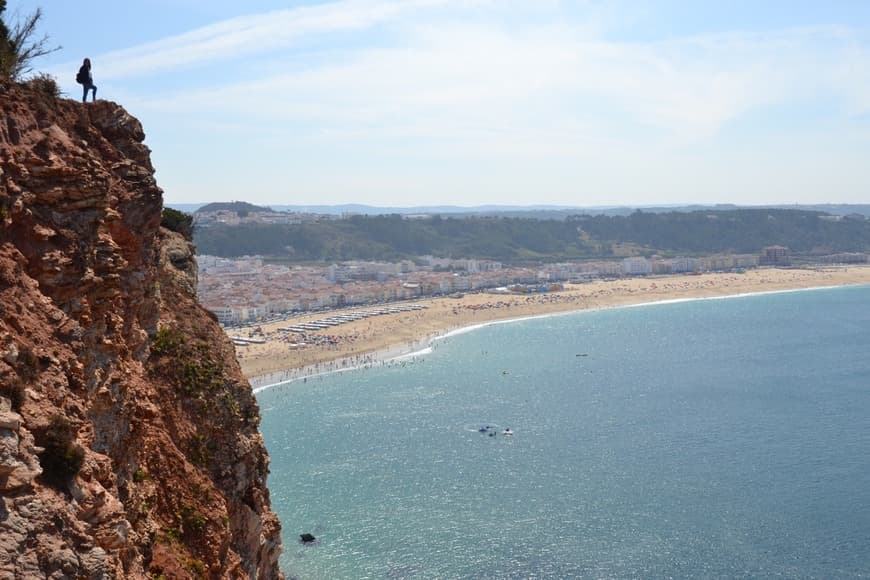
[7,1,870,207]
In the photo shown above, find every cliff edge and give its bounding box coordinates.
[0,81,283,578]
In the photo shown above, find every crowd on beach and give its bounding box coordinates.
[250,342,433,390]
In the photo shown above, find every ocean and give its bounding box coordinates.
[257,285,870,579]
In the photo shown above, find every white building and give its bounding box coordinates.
[670,257,702,273]
[209,306,236,325]
[622,257,652,275]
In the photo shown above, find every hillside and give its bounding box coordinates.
[0,82,282,577]
[193,210,870,262]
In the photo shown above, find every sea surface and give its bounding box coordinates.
[257,285,870,579]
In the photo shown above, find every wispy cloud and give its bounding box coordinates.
[72,0,870,204]
[122,14,867,148]
[96,0,474,79]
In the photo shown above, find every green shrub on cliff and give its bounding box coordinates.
[24,72,59,97]
[151,326,185,355]
[150,326,223,397]
[161,207,194,240]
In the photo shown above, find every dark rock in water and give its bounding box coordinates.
[300,533,317,544]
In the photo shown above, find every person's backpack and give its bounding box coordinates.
[76,66,87,84]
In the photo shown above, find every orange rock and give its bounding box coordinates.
[1,82,283,578]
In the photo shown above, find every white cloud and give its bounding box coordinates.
[93,0,478,79]
[88,1,870,204]
[125,17,867,148]
[831,42,870,116]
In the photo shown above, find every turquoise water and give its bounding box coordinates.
[258,286,870,579]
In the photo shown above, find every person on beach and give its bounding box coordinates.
[76,58,97,102]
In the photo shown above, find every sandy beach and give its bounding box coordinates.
[229,266,870,388]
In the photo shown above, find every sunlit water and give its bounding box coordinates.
[258,285,870,579]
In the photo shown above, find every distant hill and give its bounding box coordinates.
[772,204,870,217]
[269,203,870,218]
[164,202,870,220]
[193,208,870,262]
[165,203,205,213]
[267,203,581,215]
[195,201,274,214]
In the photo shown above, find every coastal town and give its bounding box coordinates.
[196,246,868,325]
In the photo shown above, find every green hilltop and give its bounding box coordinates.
[195,201,274,214]
[193,208,870,263]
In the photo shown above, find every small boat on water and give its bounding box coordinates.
[502,428,514,436]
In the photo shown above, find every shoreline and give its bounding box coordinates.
[249,336,434,392]
[235,267,870,392]
[250,282,865,393]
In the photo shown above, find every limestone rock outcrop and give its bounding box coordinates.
[1,81,282,578]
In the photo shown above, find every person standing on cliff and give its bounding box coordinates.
[76,58,97,103]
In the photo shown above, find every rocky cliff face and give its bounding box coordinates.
[0,81,283,578]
